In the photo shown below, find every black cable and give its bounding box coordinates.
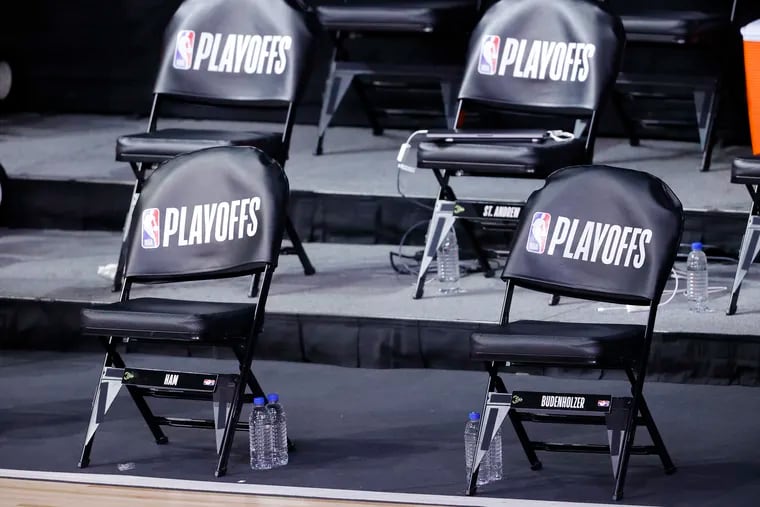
[390,220,429,275]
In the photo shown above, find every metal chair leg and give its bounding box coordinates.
[285,215,315,276]
[728,208,760,315]
[113,179,142,292]
[695,84,720,172]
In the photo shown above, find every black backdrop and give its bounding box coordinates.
[1,0,759,141]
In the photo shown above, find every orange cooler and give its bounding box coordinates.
[742,20,760,154]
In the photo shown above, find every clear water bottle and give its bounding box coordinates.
[488,426,503,482]
[438,227,461,294]
[266,393,288,467]
[686,241,709,313]
[249,397,274,470]
[464,412,490,486]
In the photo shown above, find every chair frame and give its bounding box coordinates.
[468,266,678,500]
[113,94,315,295]
[79,240,277,479]
[612,0,740,172]
[313,1,489,155]
[727,180,760,315]
[413,101,600,299]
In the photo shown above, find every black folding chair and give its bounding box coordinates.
[466,165,683,501]
[610,0,740,172]
[78,146,289,478]
[401,0,625,299]
[727,155,760,315]
[112,0,321,293]
[313,0,481,155]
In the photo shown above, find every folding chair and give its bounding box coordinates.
[78,146,289,478]
[611,0,740,172]
[112,0,321,293]
[727,155,760,315]
[400,0,625,299]
[466,165,683,501]
[313,0,481,155]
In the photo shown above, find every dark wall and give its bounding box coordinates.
[0,0,184,114]
[1,0,759,140]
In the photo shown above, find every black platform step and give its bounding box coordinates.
[0,176,749,258]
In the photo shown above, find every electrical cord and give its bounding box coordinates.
[390,220,430,276]
[394,129,436,211]
[396,167,435,211]
[598,260,730,313]
[597,268,680,313]
[389,218,506,278]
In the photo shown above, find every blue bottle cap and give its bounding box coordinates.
[468,411,481,421]
[691,242,703,251]
[266,393,279,403]
[253,397,266,406]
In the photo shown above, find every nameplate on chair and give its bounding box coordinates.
[454,200,523,224]
[510,391,612,413]
[121,368,219,393]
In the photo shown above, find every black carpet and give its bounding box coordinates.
[1,350,759,506]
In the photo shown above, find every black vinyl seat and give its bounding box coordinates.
[78,146,290,478]
[110,0,321,294]
[727,156,760,315]
[465,165,684,502]
[312,0,481,155]
[417,137,587,177]
[116,129,284,165]
[621,10,727,42]
[471,321,644,365]
[317,1,473,33]
[731,155,760,185]
[81,298,255,341]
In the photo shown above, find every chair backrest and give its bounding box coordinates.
[126,146,289,282]
[154,0,322,104]
[458,0,625,113]
[502,165,683,305]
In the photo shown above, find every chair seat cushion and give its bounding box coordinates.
[470,320,645,366]
[620,11,728,41]
[316,1,475,32]
[81,297,255,341]
[732,156,760,185]
[116,129,283,164]
[417,135,587,178]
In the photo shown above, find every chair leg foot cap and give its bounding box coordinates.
[664,466,677,475]
[156,436,169,445]
[530,462,543,471]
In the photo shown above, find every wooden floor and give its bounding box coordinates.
[0,470,631,507]
[0,478,436,507]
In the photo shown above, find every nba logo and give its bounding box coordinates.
[526,212,551,254]
[478,35,501,75]
[173,30,195,70]
[141,208,160,249]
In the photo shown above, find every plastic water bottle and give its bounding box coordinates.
[488,426,503,482]
[266,393,288,467]
[438,227,461,294]
[686,242,709,313]
[464,412,490,486]
[249,397,274,470]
